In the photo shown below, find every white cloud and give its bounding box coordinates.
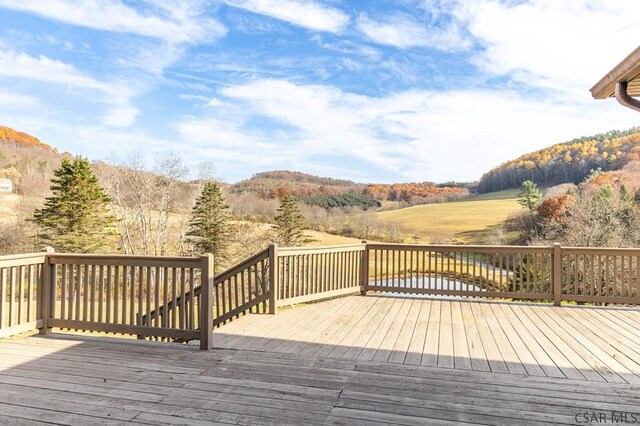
[0,90,39,108]
[175,78,639,182]
[0,50,138,128]
[0,50,109,91]
[447,0,640,97]
[102,106,139,128]
[225,0,350,33]
[356,13,469,50]
[0,0,226,44]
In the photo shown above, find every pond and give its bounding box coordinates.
[372,276,484,298]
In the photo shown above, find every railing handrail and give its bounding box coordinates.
[561,246,640,255]
[214,248,269,284]
[278,243,366,255]
[0,252,47,267]
[47,253,201,268]
[367,243,553,253]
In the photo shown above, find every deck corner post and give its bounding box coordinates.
[360,241,369,295]
[199,253,214,350]
[39,246,55,335]
[268,244,278,314]
[552,243,562,306]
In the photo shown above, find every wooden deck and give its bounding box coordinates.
[2,296,640,425]
[214,295,640,384]
[1,333,640,425]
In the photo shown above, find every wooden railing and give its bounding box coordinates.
[366,243,640,305]
[560,247,640,305]
[1,242,639,345]
[0,252,47,339]
[143,248,272,331]
[209,247,271,327]
[366,244,553,301]
[276,244,366,306]
[44,253,212,347]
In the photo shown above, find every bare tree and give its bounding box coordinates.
[96,153,197,256]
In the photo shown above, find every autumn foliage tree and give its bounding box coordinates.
[536,194,572,224]
[31,157,118,253]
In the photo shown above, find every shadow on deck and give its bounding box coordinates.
[2,294,640,425]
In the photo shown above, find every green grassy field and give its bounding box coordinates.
[376,190,523,244]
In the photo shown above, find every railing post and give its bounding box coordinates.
[552,243,562,306]
[199,253,214,350]
[360,241,369,295]
[268,244,278,314]
[39,247,54,335]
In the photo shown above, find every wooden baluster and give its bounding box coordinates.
[0,268,5,329]
[122,265,129,324]
[106,265,112,324]
[131,266,137,326]
[9,267,15,327]
[136,267,143,329]
[233,274,239,319]
[59,264,66,321]
[171,267,178,328]
[146,267,152,329]
[27,264,34,322]
[227,278,233,321]
[73,265,80,323]
[115,265,121,325]
[180,268,187,327]
[154,267,160,328]
[98,265,104,323]
[262,258,268,313]
[189,268,195,329]
[240,268,246,312]
[89,265,96,323]
[17,266,24,324]
[162,267,169,328]
[636,255,640,304]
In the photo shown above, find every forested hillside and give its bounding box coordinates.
[478,128,640,193]
[232,170,469,209]
[0,125,64,195]
[230,170,362,198]
[365,182,468,203]
[0,126,54,152]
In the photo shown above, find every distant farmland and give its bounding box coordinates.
[376,190,522,244]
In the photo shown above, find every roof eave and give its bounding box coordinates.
[590,45,640,99]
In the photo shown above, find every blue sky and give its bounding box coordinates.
[0,1,639,183]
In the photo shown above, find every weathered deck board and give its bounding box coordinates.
[214,295,640,384]
[2,332,640,425]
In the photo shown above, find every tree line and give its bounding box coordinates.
[512,161,640,247]
[7,158,314,272]
[479,128,640,193]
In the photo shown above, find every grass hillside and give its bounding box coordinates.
[376,190,522,244]
[0,193,20,224]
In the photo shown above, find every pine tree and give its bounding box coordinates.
[31,157,117,253]
[186,182,233,269]
[518,180,541,233]
[273,195,312,246]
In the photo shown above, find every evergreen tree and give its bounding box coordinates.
[186,182,233,268]
[518,180,541,232]
[31,157,117,253]
[273,195,312,246]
